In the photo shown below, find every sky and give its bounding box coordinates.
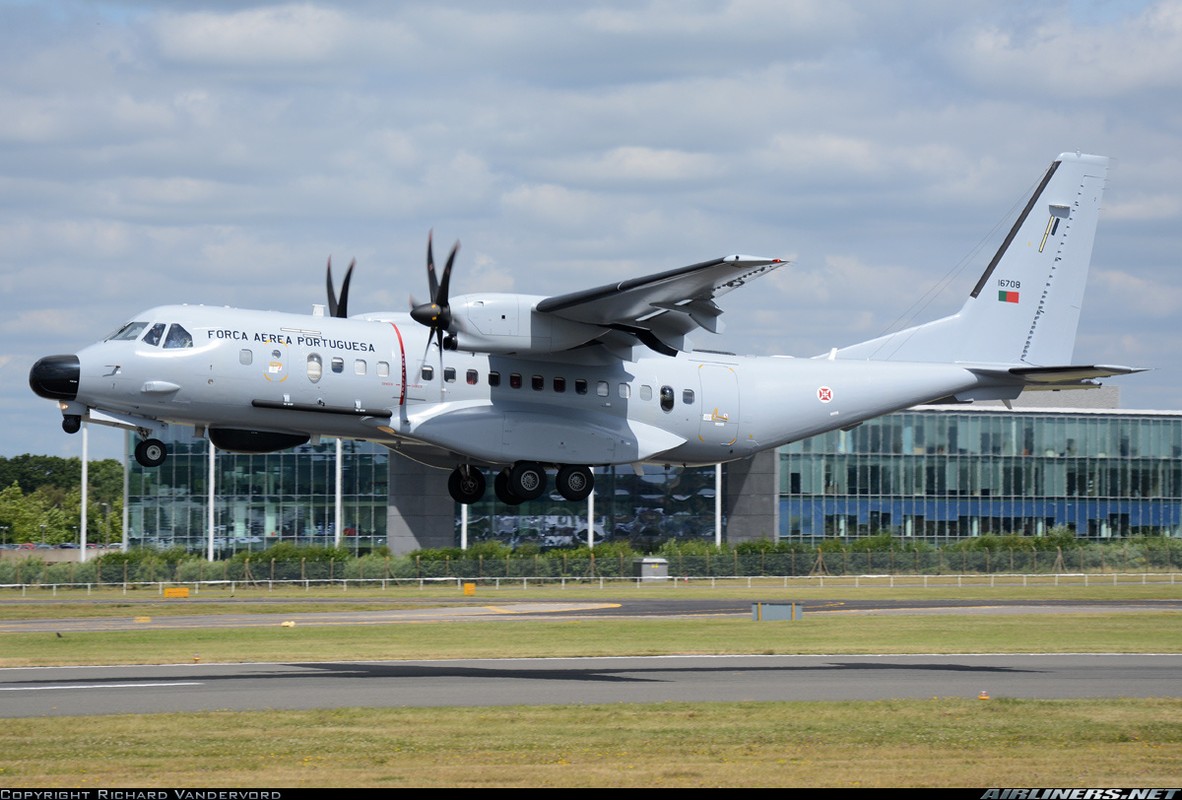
[2,0,1180,462]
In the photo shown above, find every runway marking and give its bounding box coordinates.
[0,682,202,691]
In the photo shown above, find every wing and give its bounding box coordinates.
[535,254,784,355]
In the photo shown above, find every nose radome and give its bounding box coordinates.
[29,355,80,401]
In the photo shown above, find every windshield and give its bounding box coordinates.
[105,321,149,342]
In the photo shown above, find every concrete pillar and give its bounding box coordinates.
[386,456,456,553]
[722,448,780,545]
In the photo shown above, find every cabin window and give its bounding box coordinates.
[466,369,478,385]
[377,361,390,378]
[331,357,344,374]
[142,323,166,347]
[640,385,653,401]
[618,383,631,399]
[553,377,566,392]
[682,388,695,405]
[307,354,323,383]
[444,367,456,383]
[510,373,522,389]
[421,365,434,381]
[660,385,675,412]
[163,324,193,349]
[575,379,588,395]
[531,374,544,391]
[239,349,252,366]
[354,359,366,376]
[107,321,148,341]
[488,371,501,387]
[596,380,609,397]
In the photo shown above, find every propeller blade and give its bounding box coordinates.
[426,230,439,301]
[437,242,459,308]
[336,258,354,318]
[326,257,355,318]
[326,257,338,317]
[410,232,457,339]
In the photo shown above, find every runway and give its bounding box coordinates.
[1,653,1179,718]
[2,597,1179,718]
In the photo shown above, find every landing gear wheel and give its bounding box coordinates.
[556,465,594,502]
[508,461,547,501]
[494,469,525,505]
[448,466,486,504]
[61,415,82,434]
[135,438,167,468]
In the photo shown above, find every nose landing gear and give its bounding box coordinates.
[134,438,167,468]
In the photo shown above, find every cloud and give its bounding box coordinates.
[4,0,1181,460]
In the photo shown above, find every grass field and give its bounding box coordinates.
[1,580,1179,787]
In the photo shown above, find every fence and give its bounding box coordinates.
[1,543,1180,588]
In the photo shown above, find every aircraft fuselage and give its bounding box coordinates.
[46,303,980,474]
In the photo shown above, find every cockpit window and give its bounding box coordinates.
[142,323,166,346]
[106,322,148,341]
[163,324,193,349]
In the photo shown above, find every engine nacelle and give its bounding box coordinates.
[449,294,607,355]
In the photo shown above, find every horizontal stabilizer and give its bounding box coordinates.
[968,364,1148,387]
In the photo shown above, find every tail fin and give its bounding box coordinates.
[836,152,1109,366]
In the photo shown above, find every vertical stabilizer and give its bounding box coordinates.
[836,153,1109,366]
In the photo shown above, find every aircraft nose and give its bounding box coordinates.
[29,354,80,401]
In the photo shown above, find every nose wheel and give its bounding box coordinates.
[134,438,167,468]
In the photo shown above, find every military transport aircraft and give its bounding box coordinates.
[29,152,1143,505]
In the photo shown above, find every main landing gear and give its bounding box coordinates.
[447,462,595,505]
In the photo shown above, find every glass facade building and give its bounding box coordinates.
[780,406,1182,542]
[127,436,389,554]
[124,404,1182,553]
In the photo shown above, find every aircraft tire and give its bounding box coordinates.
[448,466,486,504]
[494,469,525,505]
[556,465,594,502]
[508,461,547,501]
[135,438,167,468]
[61,415,82,434]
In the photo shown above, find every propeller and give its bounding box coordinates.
[326,256,355,318]
[410,231,460,350]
